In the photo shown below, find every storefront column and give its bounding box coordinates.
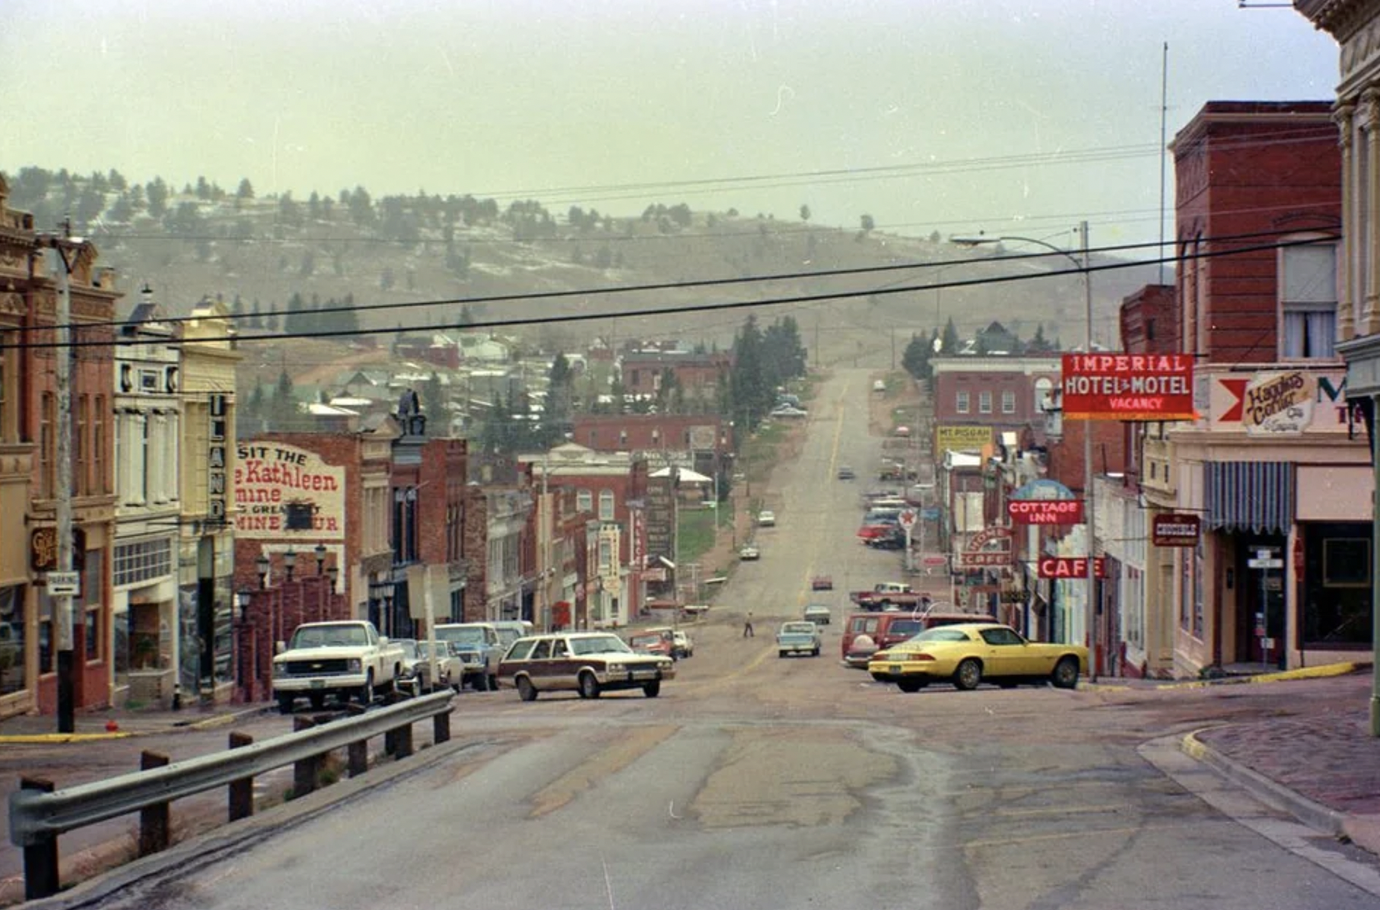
[1372,390,1380,736]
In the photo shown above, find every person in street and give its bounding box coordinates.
[743,611,754,637]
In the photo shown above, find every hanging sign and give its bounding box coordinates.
[1008,500,1084,525]
[1038,557,1107,579]
[1061,354,1195,421]
[1152,514,1200,547]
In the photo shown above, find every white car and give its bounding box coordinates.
[672,630,694,658]
[758,510,776,527]
[770,406,809,418]
[740,544,761,561]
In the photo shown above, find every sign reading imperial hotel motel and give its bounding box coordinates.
[1061,354,1196,421]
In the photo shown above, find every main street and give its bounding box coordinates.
[28,370,1380,910]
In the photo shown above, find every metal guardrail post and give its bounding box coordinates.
[19,778,57,900]
[348,738,369,777]
[392,723,414,759]
[292,717,320,797]
[138,752,171,857]
[433,707,451,744]
[228,732,254,821]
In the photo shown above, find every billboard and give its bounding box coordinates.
[233,443,346,540]
[935,425,992,454]
[1061,354,1195,421]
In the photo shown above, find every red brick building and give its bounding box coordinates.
[619,351,731,400]
[0,175,121,718]
[572,413,728,462]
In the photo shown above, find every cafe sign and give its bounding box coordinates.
[1038,557,1107,579]
[1242,371,1315,435]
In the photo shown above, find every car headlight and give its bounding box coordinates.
[348,658,362,672]
[607,663,625,674]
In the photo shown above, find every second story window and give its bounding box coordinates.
[956,390,970,414]
[599,489,615,520]
[979,391,992,414]
[1001,390,1015,414]
[1280,242,1337,360]
[577,489,592,513]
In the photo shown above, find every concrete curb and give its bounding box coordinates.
[1180,728,1348,838]
[1080,661,1361,694]
[0,703,276,745]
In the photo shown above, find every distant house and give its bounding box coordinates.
[974,321,1021,356]
[459,333,511,363]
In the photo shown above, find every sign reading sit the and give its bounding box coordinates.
[1038,557,1107,579]
[1008,499,1084,525]
[1061,354,1195,421]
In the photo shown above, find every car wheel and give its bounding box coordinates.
[811,646,820,657]
[1052,657,1080,689]
[308,693,326,711]
[473,672,489,692]
[276,694,295,715]
[953,659,983,691]
[778,651,787,659]
[360,671,376,705]
[643,680,661,698]
[516,676,538,702]
[578,671,601,699]
[896,679,925,693]
[487,673,498,691]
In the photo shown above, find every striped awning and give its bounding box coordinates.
[1205,462,1293,535]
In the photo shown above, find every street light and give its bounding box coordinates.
[327,565,340,594]
[951,221,1097,679]
[256,553,270,590]
[283,548,297,582]
[314,542,327,575]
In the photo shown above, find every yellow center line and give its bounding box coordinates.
[800,376,853,605]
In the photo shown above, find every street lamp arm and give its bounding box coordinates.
[948,232,1085,271]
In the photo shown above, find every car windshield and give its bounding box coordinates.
[570,635,631,656]
[911,628,974,644]
[781,623,815,634]
[629,635,660,647]
[435,628,486,645]
[289,625,367,649]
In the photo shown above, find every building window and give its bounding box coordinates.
[599,538,612,573]
[956,391,970,414]
[1034,378,1054,413]
[0,331,10,444]
[0,586,25,695]
[75,395,88,495]
[1179,548,1192,632]
[979,391,992,414]
[599,490,615,521]
[114,537,174,587]
[94,396,107,494]
[1001,390,1016,414]
[1280,242,1337,360]
[40,392,55,498]
[577,489,592,513]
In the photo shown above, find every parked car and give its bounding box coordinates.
[867,623,1088,692]
[740,544,761,561]
[803,604,832,625]
[672,630,695,658]
[490,620,534,650]
[836,465,856,480]
[776,621,822,658]
[272,620,405,713]
[628,628,676,659]
[434,622,504,691]
[397,639,462,695]
[498,632,675,700]
[842,611,996,668]
[758,510,776,527]
[770,406,809,418]
[811,575,833,590]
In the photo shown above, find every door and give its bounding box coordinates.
[1237,538,1286,666]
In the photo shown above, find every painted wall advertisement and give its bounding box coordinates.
[935,425,993,455]
[1210,369,1360,435]
[233,443,345,539]
[1061,354,1195,421]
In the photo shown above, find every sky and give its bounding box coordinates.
[2,0,1341,249]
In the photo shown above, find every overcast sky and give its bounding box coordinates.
[2,0,1340,248]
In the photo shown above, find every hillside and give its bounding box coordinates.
[4,167,1165,382]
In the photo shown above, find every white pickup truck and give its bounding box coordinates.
[272,620,405,713]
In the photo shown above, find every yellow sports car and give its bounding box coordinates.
[867,623,1088,692]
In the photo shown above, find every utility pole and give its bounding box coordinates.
[46,221,83,733]
[1080,219,1098,682]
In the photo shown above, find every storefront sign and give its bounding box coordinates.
[1211,369,1361,434]
[1152,513,1200,547]
[1008,499,1084,525]
[1038,557,1107,579]
[1240,371,1316,435]
[30,528,86,572]
[956,525,1011,569]
[1061,354,1195,421]
[955,551,1011,569]
[208,394,228,524]
[935,425,992,454]
[233,443,345,539]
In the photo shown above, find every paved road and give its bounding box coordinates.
[20,370,1380,910]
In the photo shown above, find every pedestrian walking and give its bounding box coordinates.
[743,611,755,638]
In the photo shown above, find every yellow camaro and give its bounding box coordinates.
[867,623,1088,692]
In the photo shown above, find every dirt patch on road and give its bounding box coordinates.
[528,725,679,818]
[691,726,895,828]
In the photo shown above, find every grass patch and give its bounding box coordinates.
[677,505,730,564]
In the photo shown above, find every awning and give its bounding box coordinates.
[649,466,713,483]
[1205,461,1293,535]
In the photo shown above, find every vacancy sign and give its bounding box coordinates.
[1061,354,1195,421]
[1008,499,1084,525]
[1038,557,1107,579]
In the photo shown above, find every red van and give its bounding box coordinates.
[841,611,996,667]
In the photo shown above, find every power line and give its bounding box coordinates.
[15,232,1337,352]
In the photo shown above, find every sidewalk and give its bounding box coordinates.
[1177,668,1380,857]
[0,700,271,742]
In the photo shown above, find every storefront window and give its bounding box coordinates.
[1301,523,1372,646]
[0,586,25,696]
[1193,540,1205,639]
[113,609,131,688]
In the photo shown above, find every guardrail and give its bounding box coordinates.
[9,690,455,900]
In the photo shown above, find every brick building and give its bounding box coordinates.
[618,351,731,402]
[931,356,1061,459]
[0,175,121,719]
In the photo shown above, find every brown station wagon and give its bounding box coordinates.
[497,632,676,701]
